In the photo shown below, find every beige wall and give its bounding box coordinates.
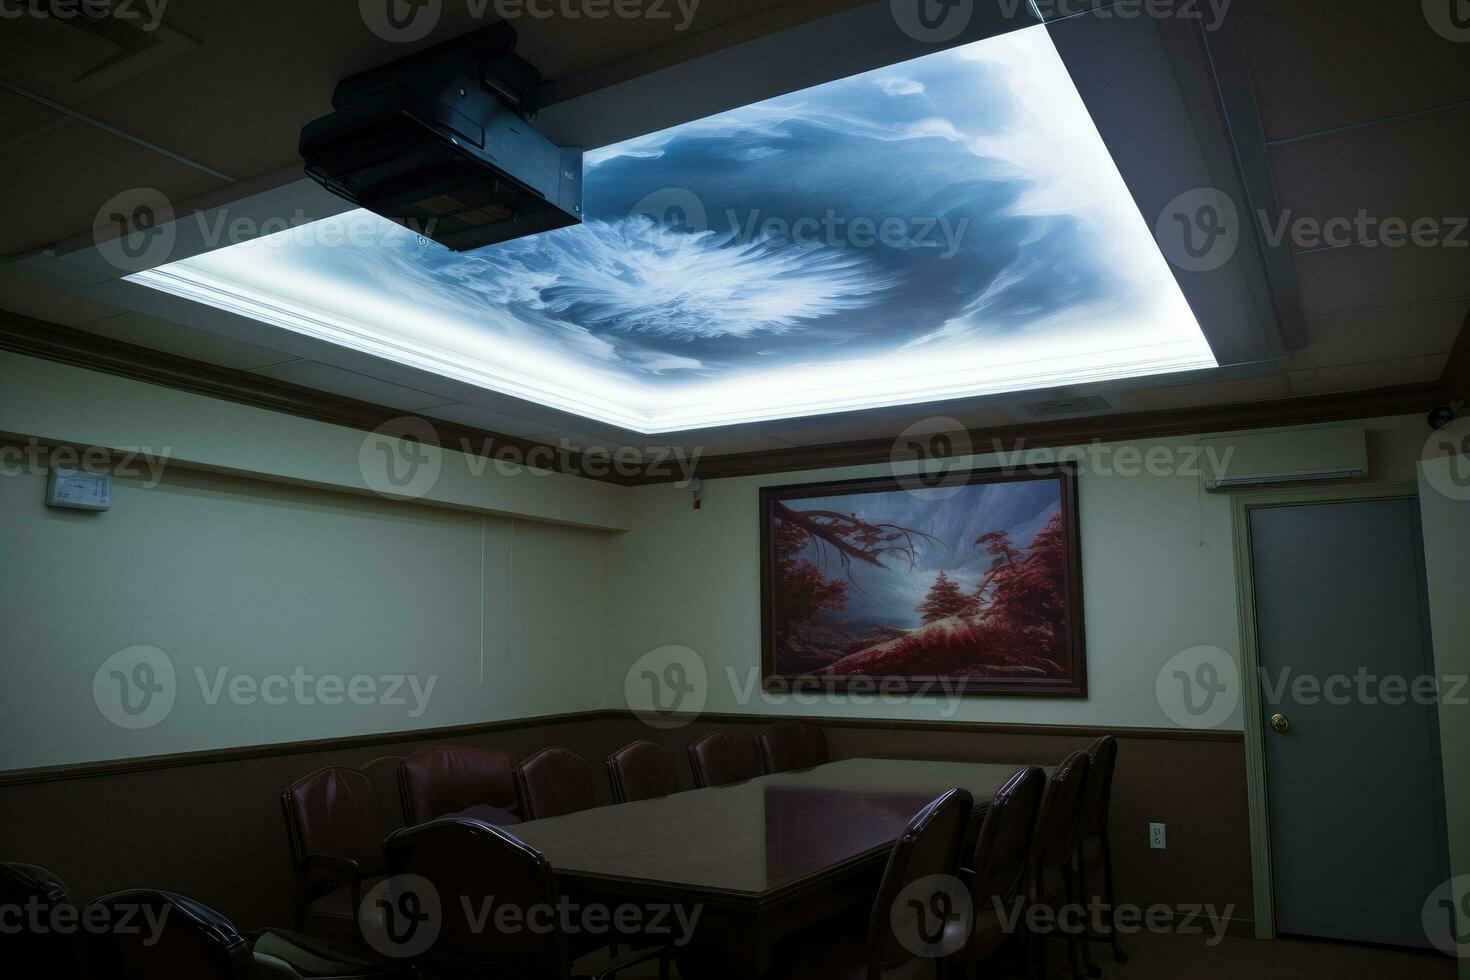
[608,416,1430,731]
[0,351,625,771]
[0,346,1440,771]
[0,466,615,771]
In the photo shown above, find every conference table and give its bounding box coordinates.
[511,758,1034,977]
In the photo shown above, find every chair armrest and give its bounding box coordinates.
[299,852,364,878]
[577,945,668,980]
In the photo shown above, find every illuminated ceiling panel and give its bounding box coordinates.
[131,24,1215,433]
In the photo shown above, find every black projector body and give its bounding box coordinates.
[299,23,582,252]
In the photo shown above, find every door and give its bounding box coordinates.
[1249,498,1448,947]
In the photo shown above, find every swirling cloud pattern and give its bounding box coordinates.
[171,25,1209,416]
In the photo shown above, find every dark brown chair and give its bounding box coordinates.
[755,721,828,775]
[83,890,254,980]
[399,745,520,826]
[1027,751,1092,980]
[0,862,87,977]
[606,741,677,803]
[687,732,760,788]
[771,788,975,979]
[382,816,663,979]
[281,766,387,941]
[514,747,597,820]
[956,766,1047,980]
[1078,735,1126,968]
[361,755,407,833]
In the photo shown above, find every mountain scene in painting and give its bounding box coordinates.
[769,479,1069,680]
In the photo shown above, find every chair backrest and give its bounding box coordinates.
[281,766,387,889]
[399,745,518,826]
[83,890,253,980]
[383,816,569,977]
[1031,751,1091,874]
[0,862,86,976]
[864,788,975,978]
[361,755,407,832]
[968,766,1047,927]
[606,740,677,803]
[513,747,597,821]
[755,721,827,775]
[687,732,760,788]
[1079,735,1118,838]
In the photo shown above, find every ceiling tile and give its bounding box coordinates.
[1293,241,1470,319]
[0,273,121,326]
[1268,106,1470,238]
[249,360,454,412]
[1288,354,1447,396]
[76,312,297,370]
[1292,300,1468,370]
[0,119,224,257]
[1240,0,1470,141]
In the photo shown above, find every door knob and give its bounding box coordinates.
[1269,713,1290,734]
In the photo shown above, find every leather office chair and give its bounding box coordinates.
[755,721,828,775]
[771,788,975,979]
[513,747,597,820]
[687,732,760,788]
[1078,735,1126,968]
[382,816,663,979]
[83,889,254,979]
[399,745,520,826]
[281,766,388,941]
[1027,751,1091,980]
[606,741,677,803]
[361,756,408,834]
[0,862,87,976]
[82,887,393,979]
[956,766,1047,980]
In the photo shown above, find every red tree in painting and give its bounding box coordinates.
[771,518,848,637]
[915,571,979,623]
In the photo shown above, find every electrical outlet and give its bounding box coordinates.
[1149,822,1167,849]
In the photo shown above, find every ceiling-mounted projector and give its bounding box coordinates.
[299,22,582,252]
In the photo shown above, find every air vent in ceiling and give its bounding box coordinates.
[0,2,196,101]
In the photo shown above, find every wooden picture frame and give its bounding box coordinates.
[759,463,1086,697]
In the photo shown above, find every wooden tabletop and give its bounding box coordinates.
[511,758,1032,906]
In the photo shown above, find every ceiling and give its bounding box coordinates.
[1,0,1466,462]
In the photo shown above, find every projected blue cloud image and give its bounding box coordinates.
[136,25,1214,432]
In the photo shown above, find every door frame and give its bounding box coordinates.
[1230,481,1421,940]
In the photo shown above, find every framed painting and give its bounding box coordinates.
[759,463,1085,696]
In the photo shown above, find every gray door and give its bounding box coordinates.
[1250,499,1448,947]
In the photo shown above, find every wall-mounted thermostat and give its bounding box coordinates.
[47,468,111,511]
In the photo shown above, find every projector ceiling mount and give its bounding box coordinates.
[299,22,582,252]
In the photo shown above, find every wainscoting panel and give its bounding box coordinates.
[0,712,1250,932]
